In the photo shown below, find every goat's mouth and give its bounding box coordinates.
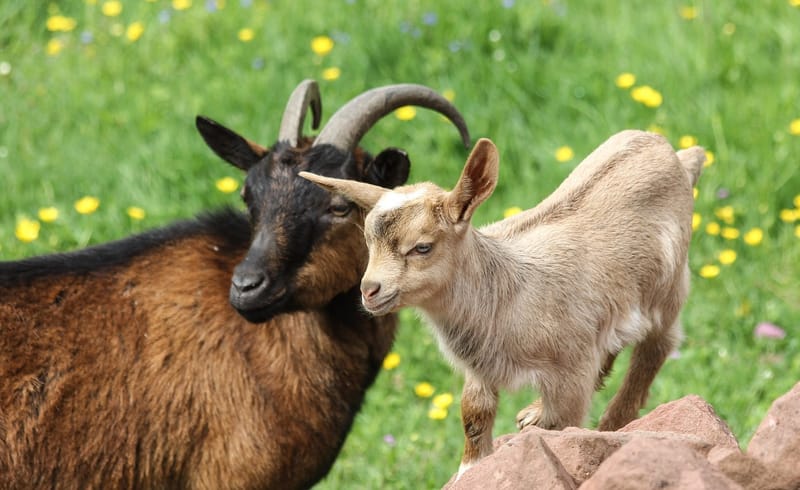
[362,291,400,316]
[230,286,292,324]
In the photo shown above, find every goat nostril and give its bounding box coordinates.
[232,272,266,293]
[361,281,381,299]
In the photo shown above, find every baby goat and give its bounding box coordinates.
[301,130,705,476]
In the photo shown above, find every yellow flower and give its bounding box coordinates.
[735,300,751,317]
[692,212,701,231]
[126,22,144,42]
[791,0,800,7]
[647,124,665,135]
[75,196,100,214]
[699,264,720,279]
[704,150,715,167]
[779,209,797,223]
[720,227,740,240]
[38,207,59,223]
[238,28,254,42]
[679,135,698,149]
[693,188,699,200]
[630,85,663,108]
[382,352,400,370]
[173,0,192,10]
[215,177,239,193]
[46,39,64,56]
[86,0,98,4]
[555,146,574,163]
[102,0,123,17]
[794,194,800,208]
[110,23,124,37]
[432,393,454,409]
[722,23,736,35]
[15,218,41,243]
[127,206,146,220]
[504,206,522,218]
[443,89,456,101]
[714,205,735,224]
[395,106,416,121]
[311,35,334,56]
[428,407,448,420]
[743,227,763,246]
[46,15,77,32]
[795,224,800,239]
[615,72,636,89]
[705,222,720,235]
[679,6,698,20]
[791,119,800,135]
[322,67,341,81]
[414,382,435,398]
[718,249,737,265]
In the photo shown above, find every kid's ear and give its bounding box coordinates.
[365,148,410,189]
[196,116,268,171]
[298,172,388,211]
[444,138,499,223]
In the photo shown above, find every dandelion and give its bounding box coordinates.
[615,72,636,89]
[795,224,800,239]
[47,15,77,32]
[110,23,124,37]
[428,407,448,420]
[442,89,456,101]
[75,196,100,214]
[102,0,123,17]
[238,28,254,42]
[395,106,416,121]
[555,146,574,163]
[699,264,720,278]
[718,249,737,265]
[15,218,40,243]
[720,227,740,240]
[127,206,146,220]
[714,205,734,224]
[321,67,341,81]
[679,6,698,20]
[679,135,698,149]
[215,177,239,193]
[693,188,699,199]
[704,150,715,167]
[382,352,400,370]
[311,35,334,56]
[790,118,800,135]
[692,212,701,231]
[743,227,763,246]
[432,393,454,409]
[794,194,800,208]
[504,206,522,218]
[0,61,10,76]
[722,23,736,35]
[779,209,797,222]
[46,39,64,56]
[792,0,800,7]
[705,222,720,235]
[126,22,144,42]
[38,207,59,223]
[754,322,786,340]
[647,124,665,135]
[173,0,192,10]
[414,382,435,398]
[630,85,663,108]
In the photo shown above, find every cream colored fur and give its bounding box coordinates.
[300,130,705,476]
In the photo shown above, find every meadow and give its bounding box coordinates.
[1,0,799,488]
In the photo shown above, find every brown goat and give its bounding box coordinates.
[0,80,470,489]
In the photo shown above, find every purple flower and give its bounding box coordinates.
[422,12,438,26]
[502,0,515,8]
[80,31,93,45]
[158,10,172,24]
[251,57,265,70]
[383,434,396,446]
[716,188,730,199]
[205,0,217,12]
[669,349,681,360]
[754,322,786,340]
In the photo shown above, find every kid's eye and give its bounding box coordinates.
[410,243,432,255]
[329,202,352,217]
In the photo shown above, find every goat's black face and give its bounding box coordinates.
[196,116,410,323]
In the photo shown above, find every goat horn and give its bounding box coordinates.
[278,79,322,147]
[313,84,471,152]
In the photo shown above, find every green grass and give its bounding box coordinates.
[1,1,799,488]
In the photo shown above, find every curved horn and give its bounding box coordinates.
[312,84,470,152]
[278,79,322,147]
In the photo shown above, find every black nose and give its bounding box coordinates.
[232,269,266,293]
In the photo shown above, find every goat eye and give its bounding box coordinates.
[411,243,432,255]
[329,202,352,217]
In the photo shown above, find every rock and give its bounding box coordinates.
[619,394,739,449]
[706,446,784,490]
[580,437,741,489]
[747,381,800,489]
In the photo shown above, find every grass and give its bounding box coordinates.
[1,1,799,488]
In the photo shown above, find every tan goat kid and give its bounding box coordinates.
[300,130,705,476]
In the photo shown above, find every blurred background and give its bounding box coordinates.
[1,1,798,488]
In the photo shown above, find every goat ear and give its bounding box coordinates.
[365,148,410,188]
[298,172,387,211]
[445,138,499,223]
[196,116,268,171]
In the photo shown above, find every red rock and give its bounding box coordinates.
[619,394,739,449]
[581,437,741,489]
[706,446,784,490]
[747,381,800,489]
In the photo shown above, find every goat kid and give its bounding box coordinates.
[301,130,705,477]
[0,80,470,489]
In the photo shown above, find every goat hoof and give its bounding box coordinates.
[516,399,543,430]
